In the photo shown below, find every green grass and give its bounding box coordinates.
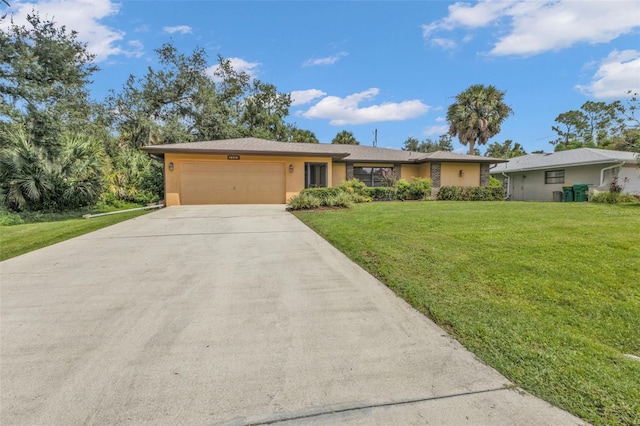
[294,201,640,426]
[0,209,151,261]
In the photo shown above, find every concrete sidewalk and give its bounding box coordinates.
[1,205,585,425]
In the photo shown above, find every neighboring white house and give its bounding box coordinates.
[490,148,640,201]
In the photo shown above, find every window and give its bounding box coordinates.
[545,170,564,184]
[305,163,327,188]
[353,166,393,187]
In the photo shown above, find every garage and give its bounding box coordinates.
[179,162,285,204]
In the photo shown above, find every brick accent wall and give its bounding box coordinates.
[480,163,490,187]
[346,163,354,180]
[430,162,441,187]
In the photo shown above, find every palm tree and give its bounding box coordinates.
[0,126,106,211]
[446,84,513,155]
[331,130,360,145]
[0,127,55,210]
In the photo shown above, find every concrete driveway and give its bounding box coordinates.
[1,205,584,425]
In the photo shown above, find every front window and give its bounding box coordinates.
[545,170,564,184]
[353,166,393,187]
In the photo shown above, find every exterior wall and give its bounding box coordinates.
[441,162,481,187]
[620,165,640,194]
[419,163,431,180]
[400,164,419,181]
[494,164,640,201]
[164,153,333,206]
[331,163,346,187]
[397,163,429,181]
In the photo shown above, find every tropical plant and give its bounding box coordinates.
[289,127,319,143]
[0,127,55,210]
[0,126,106,211]
[106,148,161,204]
[331,130,360,145]
[446,84,513,155]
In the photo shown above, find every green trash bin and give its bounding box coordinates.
[573,184,589,202]
[562,185,574,202]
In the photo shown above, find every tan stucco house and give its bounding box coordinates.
[142,138,506,206]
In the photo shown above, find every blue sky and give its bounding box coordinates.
[3,0,640,153]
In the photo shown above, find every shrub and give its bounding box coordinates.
[395,179,412,200]
[407,177,432,200]
[290,188,353,210]
[0,208,25,226]
[437,186,505,201]
[590,191,639,204]
[300,187,344,202]
[287,193,321,210]
[365,186,397,201]
[349,192,372,203]
[322,192,352,208]
[489,176,503,187]
[106,149,161,205]
[338,178,368,195]
[609,176,629,194]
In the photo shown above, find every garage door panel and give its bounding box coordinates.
[180,162,285,204]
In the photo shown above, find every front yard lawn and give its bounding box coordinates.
[0,209,150,261]
[294,201,640,426]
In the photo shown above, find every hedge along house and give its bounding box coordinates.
[490,148,640,201]
[141,138,506,206]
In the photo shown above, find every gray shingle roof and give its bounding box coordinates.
[491,148,638,173]
[141,138,350,159]
[141,137,506,164]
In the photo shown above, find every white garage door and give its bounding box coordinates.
[180,162,285,204]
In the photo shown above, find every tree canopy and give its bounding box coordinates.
[0,13,98,153]
[402,134,453,153]
[446,84,513,155]
[484,139,527,159]
[550,100,628,151]
[331,130,359,145]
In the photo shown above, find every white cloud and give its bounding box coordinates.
[435,116,446,123]
[303,52,348,67]
[431,38,457,50]
[125,40,144,58]
[301,88,430,125]
[422,1,512,37]
[4,0,137,62]
[290,89,327,106]
[576,50,640,99]
[423,0,640,56]
[492,2,640,56]
[162,25,192,35]
[206,57,261,80]
[423,125,449,136]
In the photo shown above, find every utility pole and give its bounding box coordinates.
[373,129,377,147]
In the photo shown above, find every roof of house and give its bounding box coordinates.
[491,148,638,174]
[141,138,506,164]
